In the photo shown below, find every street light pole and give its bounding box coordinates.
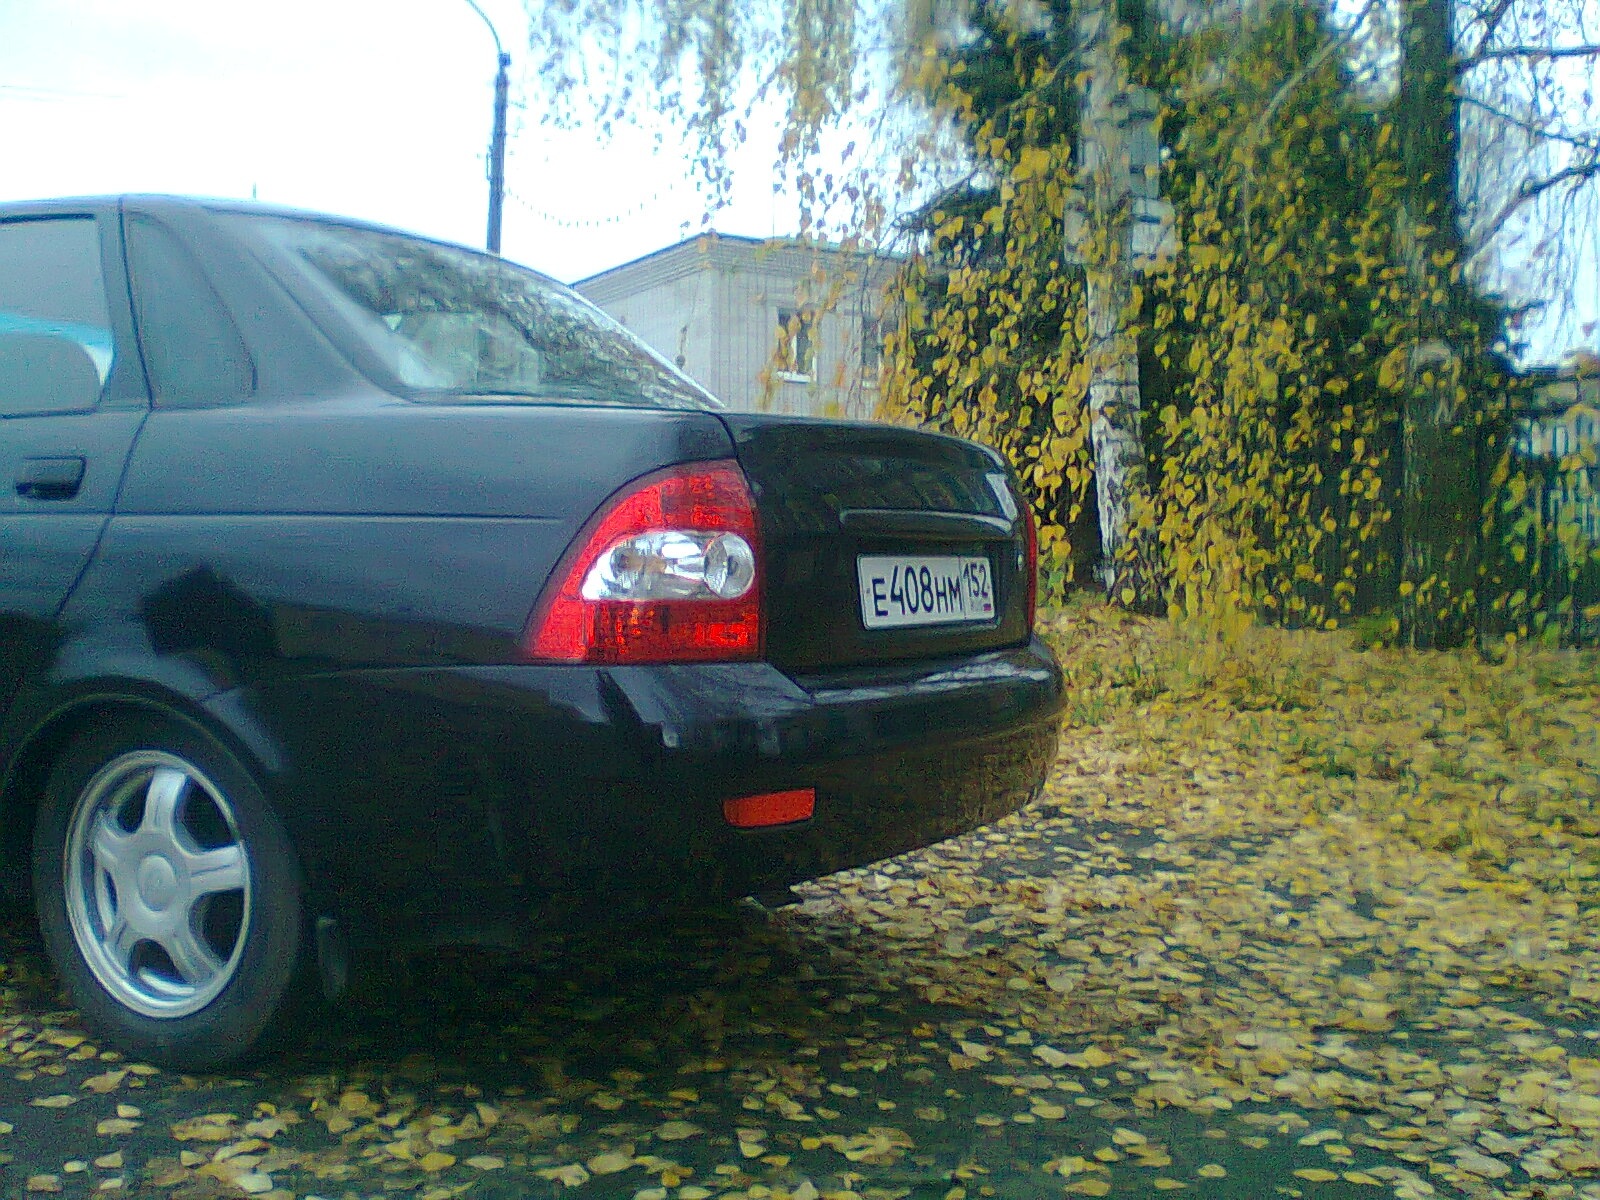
[463,0,509,254]
[487,50,509,254]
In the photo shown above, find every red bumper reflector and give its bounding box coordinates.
[723,788,815,829]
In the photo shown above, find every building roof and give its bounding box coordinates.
[1519,364,1600,418]
[572,231,900,303]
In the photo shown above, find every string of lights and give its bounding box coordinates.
[503,186,690,230]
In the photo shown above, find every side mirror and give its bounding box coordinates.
[0,330,104,416]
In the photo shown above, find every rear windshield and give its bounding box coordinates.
[234,215,721,411]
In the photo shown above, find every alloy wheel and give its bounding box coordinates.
[62,750,252,1019]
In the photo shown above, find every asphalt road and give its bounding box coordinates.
[1,723,1597,1200]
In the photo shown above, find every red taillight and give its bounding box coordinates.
[1022,501,1038,631]
[527,459,763,663]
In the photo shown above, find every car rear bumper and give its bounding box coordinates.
[212,637,1063,950]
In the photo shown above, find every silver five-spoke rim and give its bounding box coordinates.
[64,750,252,1019]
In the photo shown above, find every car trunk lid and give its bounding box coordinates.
[717,413,1033,671]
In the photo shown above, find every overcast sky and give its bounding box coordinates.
[0,0,799,284]
[3,0,1593,361]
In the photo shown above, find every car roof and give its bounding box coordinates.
[0,193,441,245]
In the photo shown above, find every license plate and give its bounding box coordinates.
[857,555,994,629]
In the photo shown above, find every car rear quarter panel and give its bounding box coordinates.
[64,396,734,680]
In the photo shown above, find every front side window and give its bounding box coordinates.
[236,216,721,411]
[0,217,113,416]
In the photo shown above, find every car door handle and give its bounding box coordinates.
[15,456,87,501]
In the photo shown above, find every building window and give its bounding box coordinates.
[861,314,898,385]
[860,317,883,379]
[775,307,814,381]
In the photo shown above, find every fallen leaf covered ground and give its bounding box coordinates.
[0,602,1596,1200]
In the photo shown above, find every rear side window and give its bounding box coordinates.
[127,216,255,408]
[0,217,113,416]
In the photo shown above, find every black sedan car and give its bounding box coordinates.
[0,196,1063,1068]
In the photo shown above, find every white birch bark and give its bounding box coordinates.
[1077,2,1152,600]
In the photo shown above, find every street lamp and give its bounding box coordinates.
[463,0,510,254]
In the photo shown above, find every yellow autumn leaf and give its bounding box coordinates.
[213,1139,267,1162]
[535,1163,590,1186]
[81,1070,128,1094]
[587,1151,633,1174]
[1065,1046,1115,1069]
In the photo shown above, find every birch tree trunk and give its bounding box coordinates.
[1077,2,1154,604]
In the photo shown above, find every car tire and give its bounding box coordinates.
[32,712,311,1070]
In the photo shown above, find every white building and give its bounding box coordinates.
[574,233,899,420]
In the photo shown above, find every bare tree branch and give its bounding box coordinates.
[1464,0,1519,52]
[1461,94,1600,153]
[1469,158,1600,262]
[1459,42,1600,71]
